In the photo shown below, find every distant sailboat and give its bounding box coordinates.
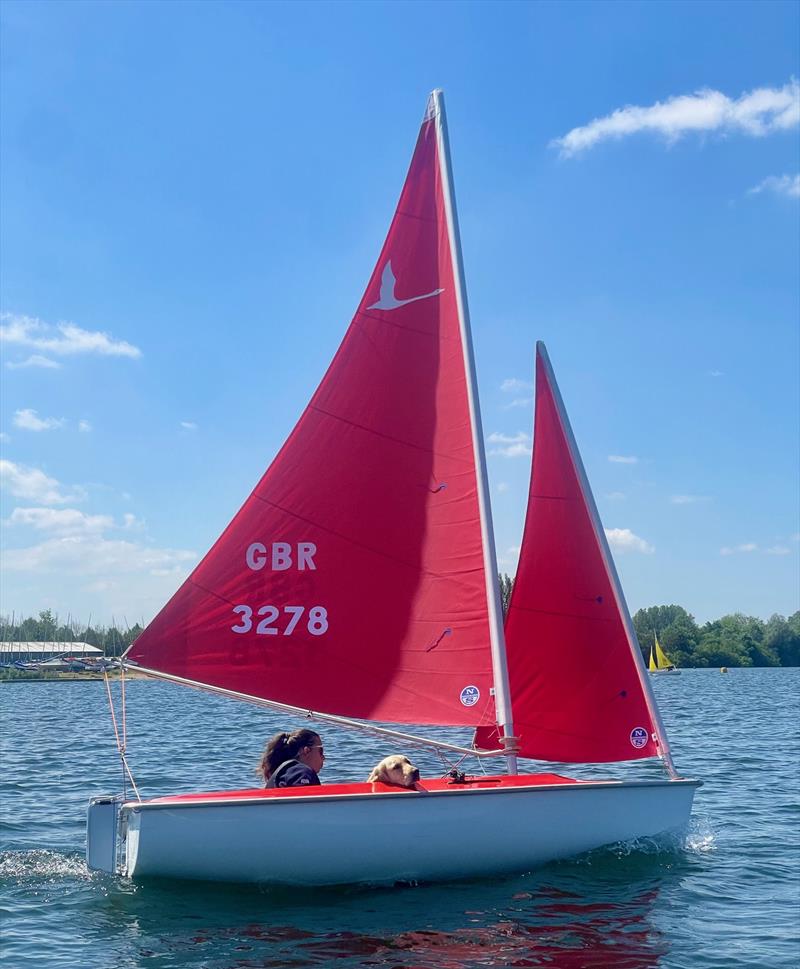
[86,90,699,887]
[649,633,681,675]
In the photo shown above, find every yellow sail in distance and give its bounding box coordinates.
[650,632,676,671]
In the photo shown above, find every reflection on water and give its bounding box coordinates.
[5,851,680,968]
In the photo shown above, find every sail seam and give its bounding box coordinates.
[509,605,614,623]
[355,310,443,339]
[308,403,475,464]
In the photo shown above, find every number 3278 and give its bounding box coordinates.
[231,605,328,636]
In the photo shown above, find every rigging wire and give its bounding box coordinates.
[103,668,141,802]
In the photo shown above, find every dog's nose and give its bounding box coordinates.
[411,768,420,781]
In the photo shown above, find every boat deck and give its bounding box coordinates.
[143,772,578,806]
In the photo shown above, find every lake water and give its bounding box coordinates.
[1,668,798,968]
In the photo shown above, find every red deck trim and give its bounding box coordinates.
[145,772,577,805]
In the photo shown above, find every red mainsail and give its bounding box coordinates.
[126,98,496,726]
[476,344,660,762]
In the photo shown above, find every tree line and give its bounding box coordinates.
[1,609,143,657]
[3,596,800,668]
[498,575,799,668]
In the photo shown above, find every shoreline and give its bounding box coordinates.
[0,671,152,683]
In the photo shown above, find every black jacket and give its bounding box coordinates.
[265,759,320,789]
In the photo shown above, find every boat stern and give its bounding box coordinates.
[86,794,125,874]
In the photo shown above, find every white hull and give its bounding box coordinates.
[649,669,681,676]
[118,777,699,886]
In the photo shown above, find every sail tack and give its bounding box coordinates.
[476,345,660,762]
[126,100,496,727]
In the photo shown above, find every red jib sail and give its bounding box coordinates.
[126,97,496,726]
[476,344,660,762]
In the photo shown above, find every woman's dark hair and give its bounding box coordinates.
[258,729,320,781]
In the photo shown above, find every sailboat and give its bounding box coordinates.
[86,91,700,886]
[649,633,681,675]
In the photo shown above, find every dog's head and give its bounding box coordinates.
[367,755,422,789]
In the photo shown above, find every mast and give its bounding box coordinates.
[536,343,678,777]
[431,90,518,774]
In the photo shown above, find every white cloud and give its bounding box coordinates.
[0,432,9,443]
[496,482,510,493]
[78,420,92,433]
[503,397,533,410]
[0,460,85,505]
[0,313,141,359]
[552,79,800,157]
[2,535,196,576]
[180,421,198,431]
[608,455,639,464]
[488,431,532,458]
[605,491,626,500]
[709,370,724,378]
[6,354,61,370]
[720,542,758,555]
[497,545,521,567]
[747,173,800,199]
[501,378,533,394]
[765,545,791,555]
[605,528,655,554]
[13,408,65,432]
[670,495,711,505]
[5,507,114,535]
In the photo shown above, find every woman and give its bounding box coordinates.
[258,728,325,788]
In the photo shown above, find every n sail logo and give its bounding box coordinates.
[368,261,443,310]
[630,727,649,749]
[460,685,480,707]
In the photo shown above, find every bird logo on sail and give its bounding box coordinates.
[368,261,444,310]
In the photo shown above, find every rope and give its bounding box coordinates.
[103,670,141,801]
[120,665,127,750]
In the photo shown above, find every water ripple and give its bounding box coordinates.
[1,668,798,968]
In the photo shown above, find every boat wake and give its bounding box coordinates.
[565,818,716,866]
[683,815,717,853]
[0,849,92,882]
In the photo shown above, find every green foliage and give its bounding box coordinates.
[631,606,799,668]
[632,605,698,668]
[0,614,143,656]
[498,573,514,618]
[764,613,800,667]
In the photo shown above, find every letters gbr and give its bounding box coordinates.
[231,542,328,637]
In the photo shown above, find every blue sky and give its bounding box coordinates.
[1,0,798,629]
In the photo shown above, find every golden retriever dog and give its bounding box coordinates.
[367,755,426,791]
